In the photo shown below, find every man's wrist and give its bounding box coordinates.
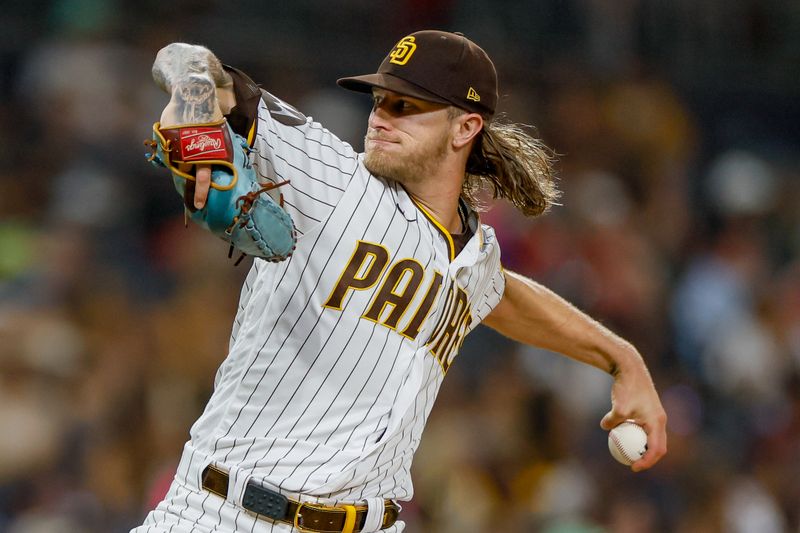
[605,342,642,377]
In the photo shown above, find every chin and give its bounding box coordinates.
[364,146,427,186]
[364,150,393,177]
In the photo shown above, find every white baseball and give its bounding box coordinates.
[608,420,648,466]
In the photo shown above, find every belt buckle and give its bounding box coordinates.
[293,502,358,533]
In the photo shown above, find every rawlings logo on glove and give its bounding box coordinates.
[180,127,229,161]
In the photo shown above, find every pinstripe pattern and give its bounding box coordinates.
[135,95,504,532]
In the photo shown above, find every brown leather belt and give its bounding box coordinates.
[201,464,400,532]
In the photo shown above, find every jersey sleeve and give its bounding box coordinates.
[251,92,361,236]
[471,224,507,324]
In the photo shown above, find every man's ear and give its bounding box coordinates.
[452,113,484,149]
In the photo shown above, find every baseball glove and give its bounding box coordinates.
[145,119,296,263]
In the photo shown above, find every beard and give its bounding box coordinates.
[364,130,450,185]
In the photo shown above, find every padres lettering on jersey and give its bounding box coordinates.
[142,92,505,532]
[324,240,469,374]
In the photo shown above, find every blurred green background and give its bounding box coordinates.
[1,1,799,531]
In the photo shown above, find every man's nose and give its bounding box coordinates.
[368,106,390,130]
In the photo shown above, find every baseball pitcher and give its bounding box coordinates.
[134,30,667,533]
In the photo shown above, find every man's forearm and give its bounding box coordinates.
[483,270,641,375]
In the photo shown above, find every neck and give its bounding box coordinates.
[403,168,464,234]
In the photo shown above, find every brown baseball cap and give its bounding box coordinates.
[337,30,498,119]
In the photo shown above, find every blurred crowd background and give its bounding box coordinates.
[1,0,799,531]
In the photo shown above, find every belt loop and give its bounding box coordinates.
[341,505,357,533]
[228,466,250,505]
[361,498,385,532]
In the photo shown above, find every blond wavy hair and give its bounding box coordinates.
[455,110,560,217]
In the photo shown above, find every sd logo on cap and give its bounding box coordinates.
[389,36,417,66]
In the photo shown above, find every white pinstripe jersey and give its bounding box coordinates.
[184,93,505,504]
